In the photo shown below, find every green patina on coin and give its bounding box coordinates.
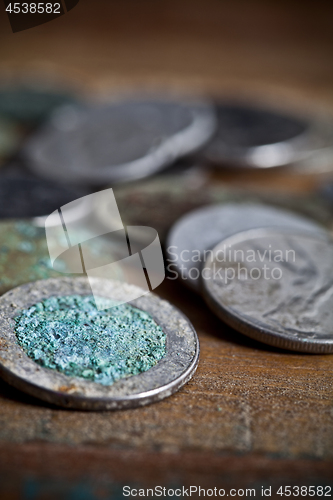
[15,295,166,386]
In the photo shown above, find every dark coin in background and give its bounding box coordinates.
[24,98,216,185]
[203,102,333,170]
[0,87,77,127]
[0,171,88,221]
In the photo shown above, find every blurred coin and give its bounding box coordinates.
[0,172,89,224]
[0,87,76,126]
[202,228,333,353]
[24,98,216,185]
[204,102,333,170]
[167,203,326,293]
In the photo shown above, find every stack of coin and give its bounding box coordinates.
[167,203,333,352]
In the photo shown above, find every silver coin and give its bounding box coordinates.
[24,98,216,185]
[0,277,199,410]
[166,203,326,293]
[202,228,333,353]
[203,102,333,170]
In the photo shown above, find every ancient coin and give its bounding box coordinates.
[24,98,216,185]
[0,277,199,409]
[166,203,326,292]
[203,102,333,171]
[202,228,333,353]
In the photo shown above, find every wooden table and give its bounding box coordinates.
[0,1,332,497]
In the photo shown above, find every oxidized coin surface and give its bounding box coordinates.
[0,278,199,409]
[25,98,216,185]
[202,228,333,353]
[203,102,333,170]
[167,203,326,293]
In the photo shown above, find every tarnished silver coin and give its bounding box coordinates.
[203,102,333,171]
[24,98,216,185]
[0,278,199,410]
[202,228,333,353]
[166,203,326,293]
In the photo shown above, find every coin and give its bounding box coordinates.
[0,277,199,409]
[166,203,326,293]
[203,102,333,170]
[24,97,216,185]
[0,87,76,126]
[201,228,333,353]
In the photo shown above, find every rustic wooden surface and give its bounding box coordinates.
[0,0,333,497]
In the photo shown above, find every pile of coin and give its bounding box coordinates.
[1,81,333,411]
[167,202,333,353]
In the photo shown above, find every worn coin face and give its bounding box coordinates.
[203,102,333,170]
[166,203,326,293]
[201,228,333,353]
[0,278,199,409]
[25,98,216,185]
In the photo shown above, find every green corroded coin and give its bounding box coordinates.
[15,294,166,386]
[0,278,199,410]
